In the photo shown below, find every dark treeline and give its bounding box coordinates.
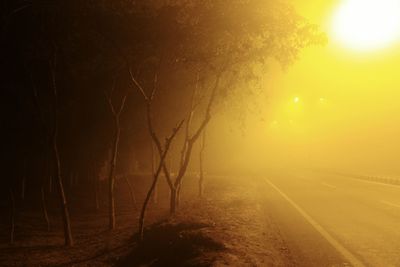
[1,0,324,246]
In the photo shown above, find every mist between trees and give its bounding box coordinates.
[1,0,324,246]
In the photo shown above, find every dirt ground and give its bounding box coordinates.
[0,174,292,266]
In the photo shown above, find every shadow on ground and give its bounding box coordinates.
[116,220,226,267]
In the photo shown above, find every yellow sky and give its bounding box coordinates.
[273,0,400,172]
[291,0,400,93]
[274,0,400,125]
[216,0,400,174]
[207,0,400,175]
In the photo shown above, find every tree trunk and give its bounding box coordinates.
[50,60,73,246]
[9,188,15,244]
[199,129,206,198]
[170,142,195,214]
[139,142,175,241]
[105,88,127,230]
[139,177,157,241]
[108,120,120,230]
[108,169,116,230]
[170,187,177,215]
[41,186,50,231]
[53,135,74,246]
[124,176,137,210]
[137,109,183,241]
[176,182,182,208]
[151,143,158,204]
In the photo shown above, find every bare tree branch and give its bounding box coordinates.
[189,69,223,144]
[128,67,148,101]
[150,73,158,101]
[179,70,200,169]
[105,78,128,118]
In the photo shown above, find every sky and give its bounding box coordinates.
[284,0,400,174]
[207,0,400,176]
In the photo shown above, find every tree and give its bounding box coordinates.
[104,78,128,230]
[129,71,184,241]
[49,51,74,246]
[198,129,206,198]
[143,0,326,213]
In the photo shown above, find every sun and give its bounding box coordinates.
[332,0,400,51]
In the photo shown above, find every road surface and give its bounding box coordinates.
[263,170,400,267]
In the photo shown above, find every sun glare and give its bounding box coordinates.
[332,0,400,51]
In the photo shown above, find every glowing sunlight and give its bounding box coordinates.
[332,0,400,51]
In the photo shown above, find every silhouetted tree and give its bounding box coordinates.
[147,0,326,213]
[105,80,128,230]
[49,51,74,246]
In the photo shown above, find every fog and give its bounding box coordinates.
[3,0,400,266]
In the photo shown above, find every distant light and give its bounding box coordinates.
[319,97,326,103]
[294,97,300,103]
[270,120,279,128]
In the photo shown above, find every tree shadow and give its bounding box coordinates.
[116,220,226,267]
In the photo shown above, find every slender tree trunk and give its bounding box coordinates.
[105,86,127,230]
[139,136,178,241]
[165,70,221,214]
[108,156,116,230]
[9,188,15,244]
[170,187,177,215]
[139,174,159,241]
[139,138,179,241]
[50,58,73,247]
[108,120,120,230]
[199,129,206,198]
[53,136,73,246]
[41,186,50,231]
[152,181,158,205]
[124,176,137,210]
[151,143,158,204]
[129,70,183,241]
[170,142,195,214]
[176,182,182,208]
[137,104,183,241]
[47,148,53,194]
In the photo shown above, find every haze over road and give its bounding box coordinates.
[264,170,400,267]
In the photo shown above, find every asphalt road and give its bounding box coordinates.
[263,170,400,267]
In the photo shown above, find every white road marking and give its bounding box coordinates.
[346,177,400,189]
[265,178,366,267]
[381,200,400,209]
[321,182,337,189]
